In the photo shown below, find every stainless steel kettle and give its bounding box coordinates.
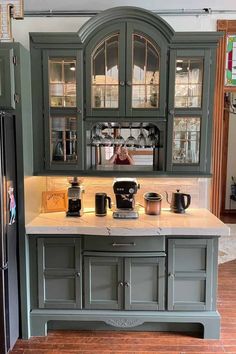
[165,189,191,214]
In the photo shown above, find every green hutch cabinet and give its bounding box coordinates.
[30,7,221,175]
[0,48,16,109]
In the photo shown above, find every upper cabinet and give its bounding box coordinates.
[85,20,168,118]
[42,49,83,171]
[30,7,221,175]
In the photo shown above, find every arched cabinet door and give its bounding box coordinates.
[126,21,167,117]
[85,21,168,118]
[85,23,126,117]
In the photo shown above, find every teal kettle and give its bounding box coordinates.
[165,189,191,214]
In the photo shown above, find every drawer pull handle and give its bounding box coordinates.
[112,242,136,247]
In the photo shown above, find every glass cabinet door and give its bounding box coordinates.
[125,22,167,117]
[172,117,201,164]
[43,50,83,171]
[131,34,160,109]
[174,58,203,108]
[92,34,119,109]
[167,49,211,173]
[86,23,126,117]
[49,59,76,108]
[86,22,167,117]
[0,48,15,109]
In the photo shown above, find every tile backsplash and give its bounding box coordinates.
[44,177,210,210]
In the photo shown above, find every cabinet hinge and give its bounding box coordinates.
[14,93,20,104]
[13,56,17,65]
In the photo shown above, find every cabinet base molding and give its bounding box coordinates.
[30,309,220,339]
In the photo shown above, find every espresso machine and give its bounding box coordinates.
[113,178,140,219]
[66,177,84,217]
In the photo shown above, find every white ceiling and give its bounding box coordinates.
[24,0,236,12]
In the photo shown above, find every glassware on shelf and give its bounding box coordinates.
[125,124,137,147]
[113,125,125,145]
[91,126,102,146]
[102,123,113,146]
[137,123,147,147]
[146,127,158,147]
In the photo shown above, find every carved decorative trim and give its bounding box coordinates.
[0,0,24,42]
[78,6,174,44]
[105,318,144,328]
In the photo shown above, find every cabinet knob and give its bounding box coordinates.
[126,81,132,86]
[77,108,82,114]
[168,273,175,278]
[119,81,125,86]
[168,109,175,115]
[124,281,130,287]
[76,272,81,277]
[118,281,124,287]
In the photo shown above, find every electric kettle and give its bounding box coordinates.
[165,189,191,214]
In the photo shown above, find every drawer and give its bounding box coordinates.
[83,236,165,252]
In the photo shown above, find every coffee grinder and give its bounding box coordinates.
[66,177,84,217]
[113,178,140,219]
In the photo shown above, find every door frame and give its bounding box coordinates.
[211,20,236,217]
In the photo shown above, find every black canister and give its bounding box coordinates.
[95,193,112,216]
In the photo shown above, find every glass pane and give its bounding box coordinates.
[49,59,76,107]
[172,117,200,164]
[87,122,164,172]
[92,34,119,108]
[175,58,203,108]
[50,116,77,163]
[132,34,160,108]
[225,35,236,86]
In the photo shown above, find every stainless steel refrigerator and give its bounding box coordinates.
[0,112,19,353]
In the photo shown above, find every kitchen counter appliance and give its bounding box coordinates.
[113,178,140,219]
[66,177,84,217]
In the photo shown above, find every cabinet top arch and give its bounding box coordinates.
[77,6,175,44]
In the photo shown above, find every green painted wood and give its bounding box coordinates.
[29,10,221,176]
[0,48,15,109]
[30,308,221,339]
[37,238,82,309]
[167,238,215,311]
[78,7,174,44]
[124,257,165,310]
[84,256,123,310]
[166,48,212,174]
[83,236,165,252]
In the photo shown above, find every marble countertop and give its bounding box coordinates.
[26,208,230,237]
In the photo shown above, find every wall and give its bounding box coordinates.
[11,13,236,50]
[43,176,210,211]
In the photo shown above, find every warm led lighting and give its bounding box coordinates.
[70,63,76,71]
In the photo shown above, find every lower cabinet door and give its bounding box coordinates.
[84,256,123,310]
[167,238,214,311]
[124,257,165,310]
[37,238,82,309]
